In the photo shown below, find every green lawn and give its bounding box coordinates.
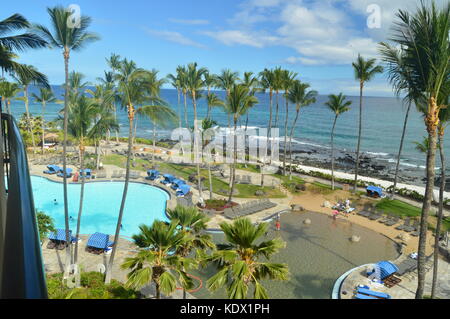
[103,155,286,199]
[375,199,422,218]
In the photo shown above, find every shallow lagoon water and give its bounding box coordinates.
[192,212,399,299]
[31,176,169,237]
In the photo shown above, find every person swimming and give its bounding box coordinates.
[54,199,58,205]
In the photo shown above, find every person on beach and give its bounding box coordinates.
[275,220,281,231]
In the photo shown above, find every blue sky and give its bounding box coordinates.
[3,0,446,96]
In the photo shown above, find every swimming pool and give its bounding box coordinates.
[31,176,169,237]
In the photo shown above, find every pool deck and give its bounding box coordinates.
[338,256,450,299]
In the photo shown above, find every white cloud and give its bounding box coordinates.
[202,30,275,48]
[143,28,206,49]
[168,18,210,25]
[203,0,447,66]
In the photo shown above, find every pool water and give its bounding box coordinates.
[31,176,169,237]
[191,212,400,299]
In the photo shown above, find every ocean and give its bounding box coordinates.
[6,85,449,173]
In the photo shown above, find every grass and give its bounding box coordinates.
[375,199,422,218]
[103,154,286,199]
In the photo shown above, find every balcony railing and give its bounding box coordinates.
[0,111,47,299]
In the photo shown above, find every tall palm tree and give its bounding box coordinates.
[281,70,297,175]
[0,80,20,114]
[0,14,47,77]
[379,43,423,197]
[206,218,289,299]
[200,118,220,200]
[185,63,208,199]
[385,2,449,298]
[224,84,258,203]
[287,81,318,179]
[122,220,194,299]
[66,95,98,274]
[203,71,217,119]
[13,65,49,154]
[105,53,122,143]
[105,60,157,284]
[176,66,189,128]
[167,71,182,129]
[351,55,383,192]
[258,69,275,185]
[33,5,99,280]
[138,103,178,163]
[272,67,284,128]
[431,85,449,299]
[31,87,56,154]
[241,72,259,132]
[167,206,214,299]
[325,94,352,190]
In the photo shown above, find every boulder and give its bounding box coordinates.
[255,190,266,197]
[291,204,305,212]
[322,201,332,208]
[303,218,311,225]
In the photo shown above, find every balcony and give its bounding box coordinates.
[0,112,47,299]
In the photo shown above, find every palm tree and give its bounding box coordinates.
[385,2,449,298]
[325,94,352,190]
[206,218,289,299]
[203,71,217,119]
[225,84,258,203]
[352,54,383,192]
[185,63,208,199]
[138,103,177,163]
[200,118,220,199]
[13,65,49,154]
[431,85,449,299]
[66,95,98,273]
[0,80,20,114]
[281,70,298,175]
[287,81,318,179]
[379,43,423,197]
[167,206,214,298]
[167,71,183,129]
[33,5,99,280]
[258,69,275,186]
[105,53,122,143]
[272,67,284,128]
[122,220,193,299]
[241,72,259,132]
[175,66,189,128]
[0,14,47,77]
[105,59,158,284]
[32,87,56,154]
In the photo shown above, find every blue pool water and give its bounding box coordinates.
[31,176,169,237]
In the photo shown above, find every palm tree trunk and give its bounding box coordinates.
[262,91,273,186]
[208,163,213,200]
[62,49,72,280]
[431,130,445,298]
[331,115,338,190]
[183,91,188,129]
[193,92,203,199]
[105,105,134,284]
[282,92,289,175]
[23,86,36,154]
[288,109,300,180]
[392,102,412,197]
[152,119,156,164]
[155,281,161,299]
[114,105,119,143]
[274,92,279,127]
[96,140,101,171]
[354,82,363,192]
[416,99,439,298]
[228,118,238,203]
[74,140,85,275]
[41,101,46,155]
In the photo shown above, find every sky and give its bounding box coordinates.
[3,0,447,97]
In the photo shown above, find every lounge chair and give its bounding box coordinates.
[369,212,383,221]
[46,240,57,249]
[96,172,107,179]
[357,288,391,299]
[395,257,417,276]
[411,220,420,237]
[357,211,371,217]
[378,213,392,224]
[385,216,400,227]
[404,219,418,233]
[354,293,378,300]
[396,218,411,231]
